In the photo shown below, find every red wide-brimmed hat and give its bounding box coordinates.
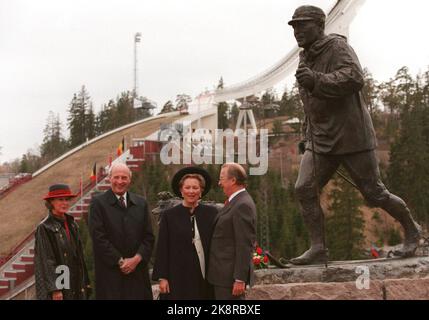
[43,184,78,200]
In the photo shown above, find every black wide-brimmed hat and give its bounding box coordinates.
[171,166,212,198]
[43,183,78,200]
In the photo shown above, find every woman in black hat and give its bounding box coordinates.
[152,167,218,300]
[34,184,91,300]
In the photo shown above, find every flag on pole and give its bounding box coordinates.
[79,174,83,196]
[90,163,97,183]
[117,137,125,156]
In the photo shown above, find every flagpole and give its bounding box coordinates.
[80,172,84,206]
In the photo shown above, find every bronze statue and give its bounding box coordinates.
[288,5,422,265]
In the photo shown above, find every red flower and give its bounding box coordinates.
[263,255,269,264]
[253,256,261,265]
[256,247,263,255]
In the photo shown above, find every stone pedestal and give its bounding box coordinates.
[246,256,429,300]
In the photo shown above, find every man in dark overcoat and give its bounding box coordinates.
[207,163,257,300]
[89,163,154,299]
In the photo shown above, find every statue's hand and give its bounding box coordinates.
[296,67,315,91]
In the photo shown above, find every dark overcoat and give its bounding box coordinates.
[152,203,218,299]
[88,189,155,300]
[207,191,257,288]
[35,212,91,300]
[299,33,377,155]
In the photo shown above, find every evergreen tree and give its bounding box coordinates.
[67,93,84,148]
[362,68,381,128]
[259,89,278,120]
[290,83,304,123]
[40,111,68,162]
[217,102,229,130]
[216,77,230,129]
[159,100,176,114]
[279,90,292,117]
[19,149,42,173]
[77,220,94,299]
[67,86,93,147]
[387,67,429,227]
[326,176,366,261]
[96,99,117,135]
[379,67,415,139]
[230,102,239,129]
[116,91,135,127]
[246,170,308,258]
[279,84,305,123]
[175,94,192,113]
[85,103,96,140]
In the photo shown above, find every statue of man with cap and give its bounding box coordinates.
[288,5,422,265]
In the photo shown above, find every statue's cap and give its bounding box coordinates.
[288,5,326,26]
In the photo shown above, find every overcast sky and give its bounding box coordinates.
[1,0,428,163]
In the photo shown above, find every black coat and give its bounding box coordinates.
[208,191,257,288]
[299,34,377,155]
[34,212,91,300]
[152,203,218,300]
[88,189,155,300]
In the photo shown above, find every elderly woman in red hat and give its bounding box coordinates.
[34,184,91,300]
[152,167,218,300]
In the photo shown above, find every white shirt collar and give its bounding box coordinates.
[228,188,246,203]
[115,192,127,204]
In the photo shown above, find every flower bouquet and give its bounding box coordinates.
[253,246,269,269]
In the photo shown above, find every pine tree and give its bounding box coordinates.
[216,77,230,129]
[96,99,117,135]
[85,103,96,140]
[116,91,135,127]
[67,86,93,147]
[159,100,176,114]
[259,89,278,120]
[230,102,239,129]
[290,83,304,123]
[176,94,192,113]
[67,93,84,147]
[19,149,42,173]
[387,67,429,227]
[40,111,68,162]
[362,68,381,128]
[326,176,365,261]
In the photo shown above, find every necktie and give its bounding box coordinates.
[119,196,126,208]
[224,198,230,206]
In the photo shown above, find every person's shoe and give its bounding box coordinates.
[290,247,328,266]
[393,222,422,258]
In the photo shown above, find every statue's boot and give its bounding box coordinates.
[382,195,422,258]
[290,246,328,265]
[290,202,328,265]
[393,220,422,257]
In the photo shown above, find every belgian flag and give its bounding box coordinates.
[117,137,125,156]
[90,163,97,183]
